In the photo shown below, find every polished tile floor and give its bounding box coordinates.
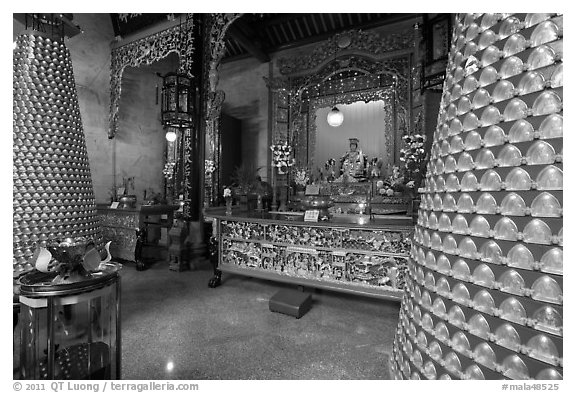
[14,259,401,380]
[120,260,400,379]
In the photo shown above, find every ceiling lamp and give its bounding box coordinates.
[327,106,344,127]
[165,128,177,142]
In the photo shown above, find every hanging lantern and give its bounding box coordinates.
[161,72,193,128]
[327,106,344,127]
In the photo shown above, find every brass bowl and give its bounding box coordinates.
[118,194,137,208]
[300,195,334,210]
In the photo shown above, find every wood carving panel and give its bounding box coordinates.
[109,15,195,139]
[219,219,412,294]
[98,211,140,261]
[278,28,415,76]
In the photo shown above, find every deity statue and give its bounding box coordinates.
[339,138,366,179]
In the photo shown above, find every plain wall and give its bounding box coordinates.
[218,56,270,181]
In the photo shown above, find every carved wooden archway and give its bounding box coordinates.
[109,15,195,139]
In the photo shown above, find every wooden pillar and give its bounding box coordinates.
[178,14,208,269]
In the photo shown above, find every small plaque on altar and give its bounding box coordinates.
[109,202,120,209]
[305,185,320,195]
[304,210,320,222]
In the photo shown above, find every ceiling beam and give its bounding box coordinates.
[278,22,290,42]
[285,20,297,41]
[326,14,336,30]
[319,14,329,32]
[337,13,345,27]
[264,13,418,54]
[302,16,312,36]
[261,13,306,27]
[353,13,416,31]
[346,13,354,25]
[309,15,320,34]
[14,13,81,39]
[227,21,270,63]
[270,24,283,45]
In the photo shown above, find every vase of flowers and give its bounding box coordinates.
[230,164,262,212]
[400,133,427,192]
[293,167,309,196]
[224,187,233,216]
[270,142,295,175]
[324,158,337,182]
[118,176,136,208]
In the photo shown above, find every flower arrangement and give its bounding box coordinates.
[292,167,310,189]
[223,186,233,214]
[324,158,337,181]
[122,176,135,195]
[368,157,382,178]
[388,165,405,190]
[163,162,176,180]
[400,133,427,189]
[144,187,162,204]
[231,164,262,195]
[270,142,295,174]
[375,165,404,196]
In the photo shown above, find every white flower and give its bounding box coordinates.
[223,188,232,198]
[386,188,394,196]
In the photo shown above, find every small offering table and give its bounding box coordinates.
[97,204,179,270]
[205,209,414,301]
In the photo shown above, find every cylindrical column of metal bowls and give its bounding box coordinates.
[13,31,104,275]
[392,13,563,380]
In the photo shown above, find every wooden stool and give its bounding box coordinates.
[269,289,312,319]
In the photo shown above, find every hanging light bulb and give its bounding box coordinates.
[165,128,177,142]
[327,106,344,127]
